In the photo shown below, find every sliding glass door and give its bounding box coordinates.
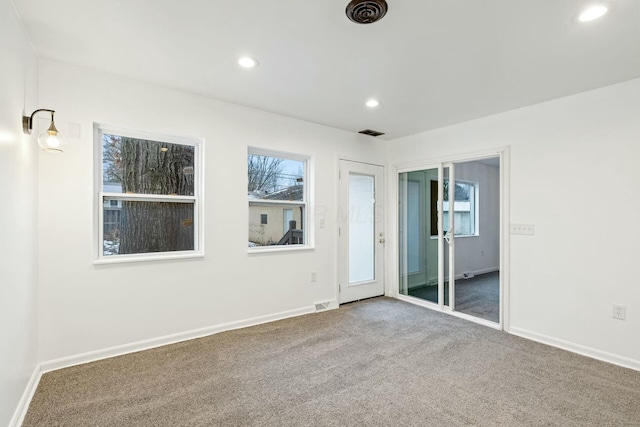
[398,157,501,325]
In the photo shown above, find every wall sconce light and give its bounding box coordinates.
[22,109,66,153]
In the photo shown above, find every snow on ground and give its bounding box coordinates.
[103,240,120,255]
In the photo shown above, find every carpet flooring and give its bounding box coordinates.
[408,272,500,323]
[24,298,640,426]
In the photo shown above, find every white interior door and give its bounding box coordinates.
[339,160,385,304]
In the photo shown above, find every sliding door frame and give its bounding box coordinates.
[391,147,510,331]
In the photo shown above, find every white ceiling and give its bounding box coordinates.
[12,0,640,140]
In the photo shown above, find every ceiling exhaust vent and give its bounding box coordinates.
[359,129,386,137]
[346,0,388,24]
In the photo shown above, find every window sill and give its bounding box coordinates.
[93,251,204,265]
[248,245,314,255]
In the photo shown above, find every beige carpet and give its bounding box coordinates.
[409,271,500,322]
[24,298,640,426]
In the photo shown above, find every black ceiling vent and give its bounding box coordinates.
[346,0,388,24]
[359,129,386,137]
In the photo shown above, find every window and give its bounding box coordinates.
[96,125,203,261]
[431,180,478,237]
[248,149,310,249]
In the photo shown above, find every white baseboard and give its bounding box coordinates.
[9,364,42,427]
[449,266,499,281]
[509,326,640,372]
[470,266,499,276]
[40,305,315,373]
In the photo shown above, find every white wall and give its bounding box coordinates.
[37,60,386,362]
[0,0,39,424]
[387,78,640,364]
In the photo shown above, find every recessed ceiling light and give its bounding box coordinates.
[578,5,608,22]
[238,57,259,68]
[366,99,380,108]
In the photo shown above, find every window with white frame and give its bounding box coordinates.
[248,149,309,249]
[96,126,202,260]
[443,180,478,236]
[431,180,478,237]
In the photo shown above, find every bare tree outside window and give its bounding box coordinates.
[443,180,470,201]
[247,154,283,193]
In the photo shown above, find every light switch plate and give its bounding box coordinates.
[511,223,534,235]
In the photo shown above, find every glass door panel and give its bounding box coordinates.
[452,158,500,323]
[349,174,375,284]
[398,168,440,304]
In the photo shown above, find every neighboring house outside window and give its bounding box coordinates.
[431,180,479,237]
[248,149,310,250]
[95,125,203,262]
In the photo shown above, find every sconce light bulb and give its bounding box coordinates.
[46,133,61,148]
[38,127,65,153]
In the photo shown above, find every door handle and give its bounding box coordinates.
[444,230,452,245]
[379,238,385,244]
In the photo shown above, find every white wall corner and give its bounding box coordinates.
[9,365,42,427]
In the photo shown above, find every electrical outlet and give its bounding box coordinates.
[613,304,626,320]
[311,272,317,282]
[511,223,535,235]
